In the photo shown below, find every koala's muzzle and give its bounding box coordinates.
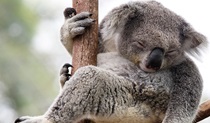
[146,47,164,70]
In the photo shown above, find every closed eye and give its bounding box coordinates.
[166,50,178,56]
[136,41,145,49]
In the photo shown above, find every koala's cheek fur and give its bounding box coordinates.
[126,46,149,69]
[161,51,184,70]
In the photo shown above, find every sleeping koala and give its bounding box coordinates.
[15,1,206,123]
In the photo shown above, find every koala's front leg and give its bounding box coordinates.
[163,59,203,123]
[60,8,95,54]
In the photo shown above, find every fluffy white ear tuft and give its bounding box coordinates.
[184,31,207,49]
[181,24,208,57]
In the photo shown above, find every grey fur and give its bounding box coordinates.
[15,1,206,123]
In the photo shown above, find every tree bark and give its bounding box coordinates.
[194,100,210,123]
[71,0,98,74]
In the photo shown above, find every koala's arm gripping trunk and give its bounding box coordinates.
[71,0,98,74]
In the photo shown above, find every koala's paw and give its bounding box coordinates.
[60,63,73,87]
[61,8,95,39]
[14,116,43,123]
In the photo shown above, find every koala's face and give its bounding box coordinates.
[116,1,205,72]
[119,27,183,72]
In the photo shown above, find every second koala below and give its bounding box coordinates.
[15,1,206,123]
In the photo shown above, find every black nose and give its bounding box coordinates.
[146,47,164,70]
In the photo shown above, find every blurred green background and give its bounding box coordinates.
[0,0,56,116]
[0,0,71,122]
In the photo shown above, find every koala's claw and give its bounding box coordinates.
[60,63,73,76]
[14,116,33,123]
[63,7,77,19]
[65,73,71,79]
[60,63,73,75]
[60,63,73,87]
[14,116,43,123]
[14,117,26,123]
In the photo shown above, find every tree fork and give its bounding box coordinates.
[71,0,98,74]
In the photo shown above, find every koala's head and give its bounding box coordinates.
[101,1,207,72]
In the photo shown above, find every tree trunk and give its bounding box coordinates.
[194,100,210,123]
[71,0,98,74]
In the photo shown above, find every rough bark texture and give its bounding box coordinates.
[71,0,98,74]
[194,100,210,123]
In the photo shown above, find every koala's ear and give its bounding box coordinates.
[181,23,207,50]
[184,31,206,49]
[100,3,138,46]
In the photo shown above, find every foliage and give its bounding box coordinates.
[0,0,57,117]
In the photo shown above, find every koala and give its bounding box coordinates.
[15,1,207,123]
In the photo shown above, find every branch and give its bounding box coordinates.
[194,100,210,122]
[71,0,98,74]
